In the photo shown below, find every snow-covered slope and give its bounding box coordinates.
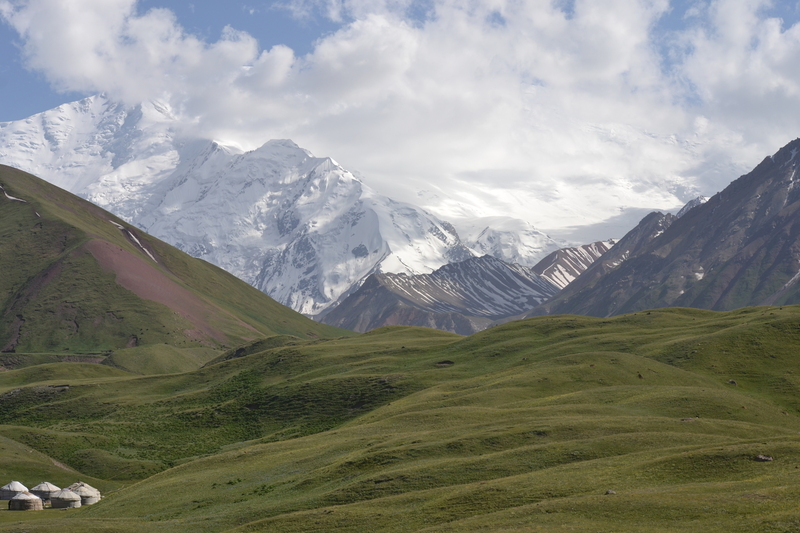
[456,217,563,267]
[0,95,481,315]
[0,95,180,203]
[676,196,708,218]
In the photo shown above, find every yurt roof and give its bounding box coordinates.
[1,481,28,492]
[31,482,60,492]
[52,489,81,501]
[68,482,100,496]
[71,486,100,497]
[10,491,41,501]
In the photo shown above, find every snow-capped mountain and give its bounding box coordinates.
[3,95,554,315]
[0,96,179,203]
[133,138,473,314]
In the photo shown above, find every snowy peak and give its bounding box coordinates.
[676,196,708,218]
[0,95,179,190]
[456,216,563,267]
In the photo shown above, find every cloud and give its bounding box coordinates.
[677,0,800,142]
[2,0,800,240]
[0,0,265,104]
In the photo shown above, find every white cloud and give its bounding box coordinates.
[677,0,800,144]
[2,0,800,240]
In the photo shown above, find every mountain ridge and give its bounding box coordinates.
[322,254,561,334]
[531,138,800,317]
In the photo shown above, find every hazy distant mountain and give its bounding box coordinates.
[456,217,563,267]
[530,138,800,317]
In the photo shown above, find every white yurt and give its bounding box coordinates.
[8,491,43,511]
[0,481,28,500]
[50,489,81,509]
[30,481,60,505]
[67,482,101,505]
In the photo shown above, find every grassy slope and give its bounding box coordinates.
[0,165,348,368]
[3,308,800,530]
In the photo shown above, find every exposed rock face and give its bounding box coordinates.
[526,211,676,317]
[322,255,559,335]
[531,240,616,289]
[531,138,800,317]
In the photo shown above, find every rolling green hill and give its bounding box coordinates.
[0,164,348,373]
[3,306,800,531]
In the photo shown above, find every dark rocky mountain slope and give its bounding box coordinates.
[531,138,800,317]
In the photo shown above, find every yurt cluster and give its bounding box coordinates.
[1,480,101,511]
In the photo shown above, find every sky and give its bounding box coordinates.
[2,0,800,242]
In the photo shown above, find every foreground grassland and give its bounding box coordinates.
[4,307,800,531]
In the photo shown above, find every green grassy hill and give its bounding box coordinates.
[3,307,800,531]
[0,164,347,373]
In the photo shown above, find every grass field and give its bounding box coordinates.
[2,307,800,531]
